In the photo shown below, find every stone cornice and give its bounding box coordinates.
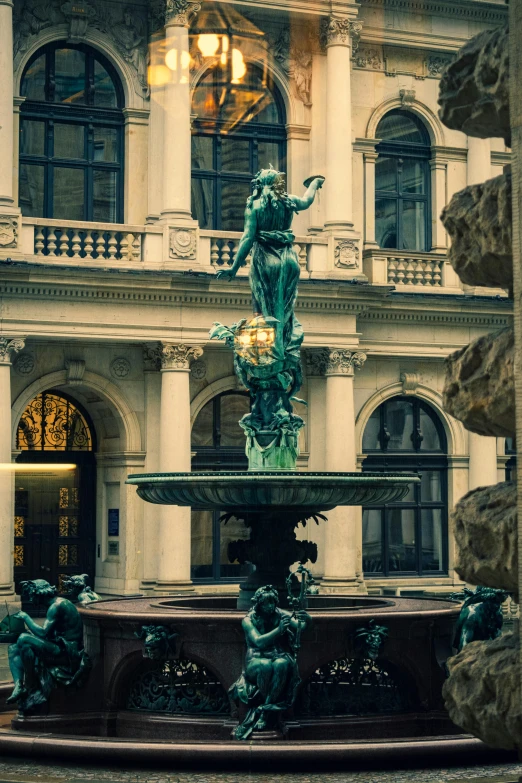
[360,0,507,24]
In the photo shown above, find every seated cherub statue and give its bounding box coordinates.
[7,579,91,714]
[62,574,100,605]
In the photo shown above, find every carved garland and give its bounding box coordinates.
[0,338,25,365]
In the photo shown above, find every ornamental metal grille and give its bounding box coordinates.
[17,392,93,451]
[296,657,411,717]
[126,660,230,715]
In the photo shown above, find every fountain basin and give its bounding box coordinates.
[126,471,418,512]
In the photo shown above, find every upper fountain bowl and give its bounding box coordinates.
[126,471,419,512]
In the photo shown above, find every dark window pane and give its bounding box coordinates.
[93,127,118,162]
[362,509,382,573]
[221,138,250,172]
[21,53,46,101]
[190,510,213,578]
[387,508,416,572]
[402,159,425,194]
[220,512,249,566]
[53,167,85,220]
[376,112,426,144]
[191,178,214,229]
[362,408,380,451]
[191,400,214,447]
[258,141,280,171]
[54,123,85,159]
[94,60,118,108]
[386,399,414,450]
[375,157,397,192]
[220,395,250,446]
[421,509,443,571]
[54,49,86,104]
[375,198,397,249]
[192,136,214,171]
[402,201,426,250]
[20,120,45,156]
[220,180,251,232]
[420,470,442,502]
[419,408,442,450]
[19,164,44,217]
[93,170,117,222]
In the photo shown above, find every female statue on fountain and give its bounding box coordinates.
[216,167,323,387]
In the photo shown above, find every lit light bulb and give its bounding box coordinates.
[221,36,229,66]
[257,331,268,343]
[231,48,246,84]
[198,34,220,57]
[165,48,178,71]
[239,334,251,346]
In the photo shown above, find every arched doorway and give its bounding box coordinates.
[361,396,448,577]
[14,390,96,594]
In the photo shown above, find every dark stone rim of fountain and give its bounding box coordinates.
[126,471,419,510]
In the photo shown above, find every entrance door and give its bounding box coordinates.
[14,390,96,594]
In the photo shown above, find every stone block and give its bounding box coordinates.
[443,632,521,750]
[441,171,512,291]
[438,25,510,145]
[443,327,515,437]
[452,481,518,597]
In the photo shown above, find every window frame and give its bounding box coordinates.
[191,65,287,232]
[362,397,448,578]
[19,42,124,223]
[375,110,431,252]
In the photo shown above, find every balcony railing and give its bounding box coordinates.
[199,230,311,273]
[363,248,464,290]
[22,218,144,263]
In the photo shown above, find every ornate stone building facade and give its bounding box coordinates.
[0,0,511,601]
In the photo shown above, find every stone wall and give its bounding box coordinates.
[438,23,522,750]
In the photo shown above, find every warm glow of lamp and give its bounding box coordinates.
[221,35,230,66]
[198,33,220,57]
[257,331,268,343]
[6,464,77,472]
[231,48,246,84]
[148,64,171,86]
[165,47,178,71]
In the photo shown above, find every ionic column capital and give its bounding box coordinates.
[165,0,200,27]
[325,349,367,377]
[161,343,203,371]
[321,16,362,48]
[0,337,25,366]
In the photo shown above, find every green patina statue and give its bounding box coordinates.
[451,585,508,652]
[230,583,311,740]
[7,579,91,714]
[62,574,100,605]
[211,168,324,470]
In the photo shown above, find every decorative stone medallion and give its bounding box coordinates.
[334,239,360,269]
[190,359,207,381]
[0,216,18,248]
[111,357,132,379]
[169,229,197,260]
[14,354,35,376]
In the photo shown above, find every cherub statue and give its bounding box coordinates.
[229,584,310,740]
[7,579,90,714]
[62,574,100,605]
[451,585,508,652]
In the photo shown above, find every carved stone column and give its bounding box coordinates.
[0,0,21,256]
[161,0,200,223]
[155,342,203,592]
[323,16,361,232]
[322,348,367,592]
[140,345,162,591]
[0,337,24,600]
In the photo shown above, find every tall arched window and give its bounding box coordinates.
[19,43,124,222]
[191,391,252,581]
[375,111,431,252]
[191,62,287,231]
[362,397,448,577]
[14,390,96,594]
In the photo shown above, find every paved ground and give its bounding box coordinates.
[0,759,519,783]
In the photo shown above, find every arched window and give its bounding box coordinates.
[362,397,448,577]
[375,111,431,252]
[19,43,124,222]
[14,390,96,594]
[191,392,252,581]
[191,62,287,231]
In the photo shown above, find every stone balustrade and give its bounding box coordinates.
[199,230,312,274]
[22,218,144,264]
[363,248,460,289]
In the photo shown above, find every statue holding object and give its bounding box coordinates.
[211,168,324,471]
[7,579,91,714]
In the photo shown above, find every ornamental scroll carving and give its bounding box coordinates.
[169,229,197,260]
[321,17,362,50]
[0,216,19,249]
[334,239,360,269]
[272,26,313,107]
[165,0,201,26]
[306,348,330,378]
[0,338,25,365]
[326,350,367,376]
[161,344,204,371]
[13,0,149,97]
